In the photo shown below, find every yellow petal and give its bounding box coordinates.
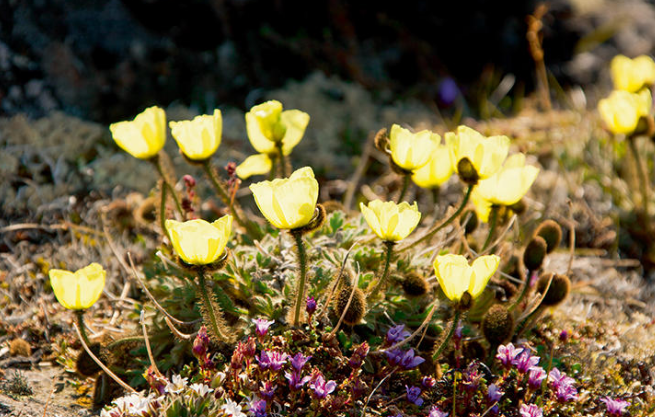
[49,263,106,310]
[446,126,510,179]
[166,216,233,265]
[469,255,500,298]
[598,90,651,135]
[411,144,453,188]
[477,153,539,206]
[169,110,222,160]
[360,199,421,241]
[611,54,655,92]
[236,154,273,179]
[246,112,276,154]
[389,125,439,171]
[471,187,493,223]
[109,106,166,159]
[280,110,310,155]
[250,167,319,229]
[433,254,471,302]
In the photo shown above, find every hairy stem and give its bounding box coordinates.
[202,160,262,239]
[628,138,652,233]
[397,174,411,203]
[76,310,92,347]
[153,156,184,216]
[400,185,474,252]
[291,230,308,327]
[481,205,499,252]
[197,270,224,341]
[432,309,461,361]
[366,241,395,301]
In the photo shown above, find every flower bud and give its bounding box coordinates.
[335,286,367,325]
[537,272,570,307]
[481,304,515,346]
[401,272,430,297]
[523,236,548,271]
[534,220,562,254]
[457,157,480,185]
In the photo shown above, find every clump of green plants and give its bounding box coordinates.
[42,67,653,416]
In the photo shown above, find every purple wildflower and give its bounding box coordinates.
[310,374,337,399]
[421,376,436,389]
[513,351,540,374]
[548,368,575,388]
[559,329,569,342]
[519,404,543,417]
[429,406,449,417]
[405,385,423,406]
[463,362,482,392]
[496,343,523,369]
[285,371,312,391]
[348,342,370,369]
[249,398,267,417]
[192,326,210,358]
[306,297,317,315]
[252,318,275,338]
[487,384,504,402]
[290,352,311,372]
[601,397,630,416]
[397,349,425,370]
[387,324,411,344]
[554,383,578,403]
[527,367,547,390]
[259,381,277,400]
[257,350,288,372]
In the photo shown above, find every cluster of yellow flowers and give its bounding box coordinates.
[598,55,655,136]
[48,100,543,316]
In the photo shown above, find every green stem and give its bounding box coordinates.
[432,309,461,361]
[202,161,263,239]
[76,310,92,347]
[397,174,411,203]
[291,230,308,327]
[276,143,289,178]
[481,205,499,252]
[628,138,652,233]
[159,181,170,239]
[400,185,474,252]
[367,241,395,301]
[197,270,224,341]
[508,270,533,312]
[153,156,184,216]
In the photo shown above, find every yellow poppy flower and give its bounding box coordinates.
[433,254,499,302]
[48,263,106,310]
[476,153,539,211]
[445,125,510,180]
[598,89,652,135]
[246,100,310,156]
[470,187,494,224]
[166,216,233,265]
[109,106,166,159]
[360,200,421,242]
[236,154,274,179]
[411,143,453,188]
[389,124,440,171]
[169,110,222,161]
[249,167,319,229]
[610,54,655,93]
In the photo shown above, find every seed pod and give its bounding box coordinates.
[9,338,31,357]
[335,286,367,325]
[523,236,548,271]
[481,304,515,345]
[536,272,570,306]
[462,209,479,235]
[457,157,479,185]
[374,128,389,152]
[76,343,108,377]
[402,272,430,297]
[534,220,562,254]
[508,199,527,215]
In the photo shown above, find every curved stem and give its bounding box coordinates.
[197,270,224,341]
[628,138,652,233]
[481,205,499,252]
[159,181,170,239]
[202,160,263,239]
[75,310,92,347]
[400,185,474,252]
[397,174,411,203]
[366,241,395,301]
[508,269,533,313]
[432,309,461,361]
[153,156,184,216]
[291,230,308,327]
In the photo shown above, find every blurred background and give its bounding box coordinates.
[2,0,654,123]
